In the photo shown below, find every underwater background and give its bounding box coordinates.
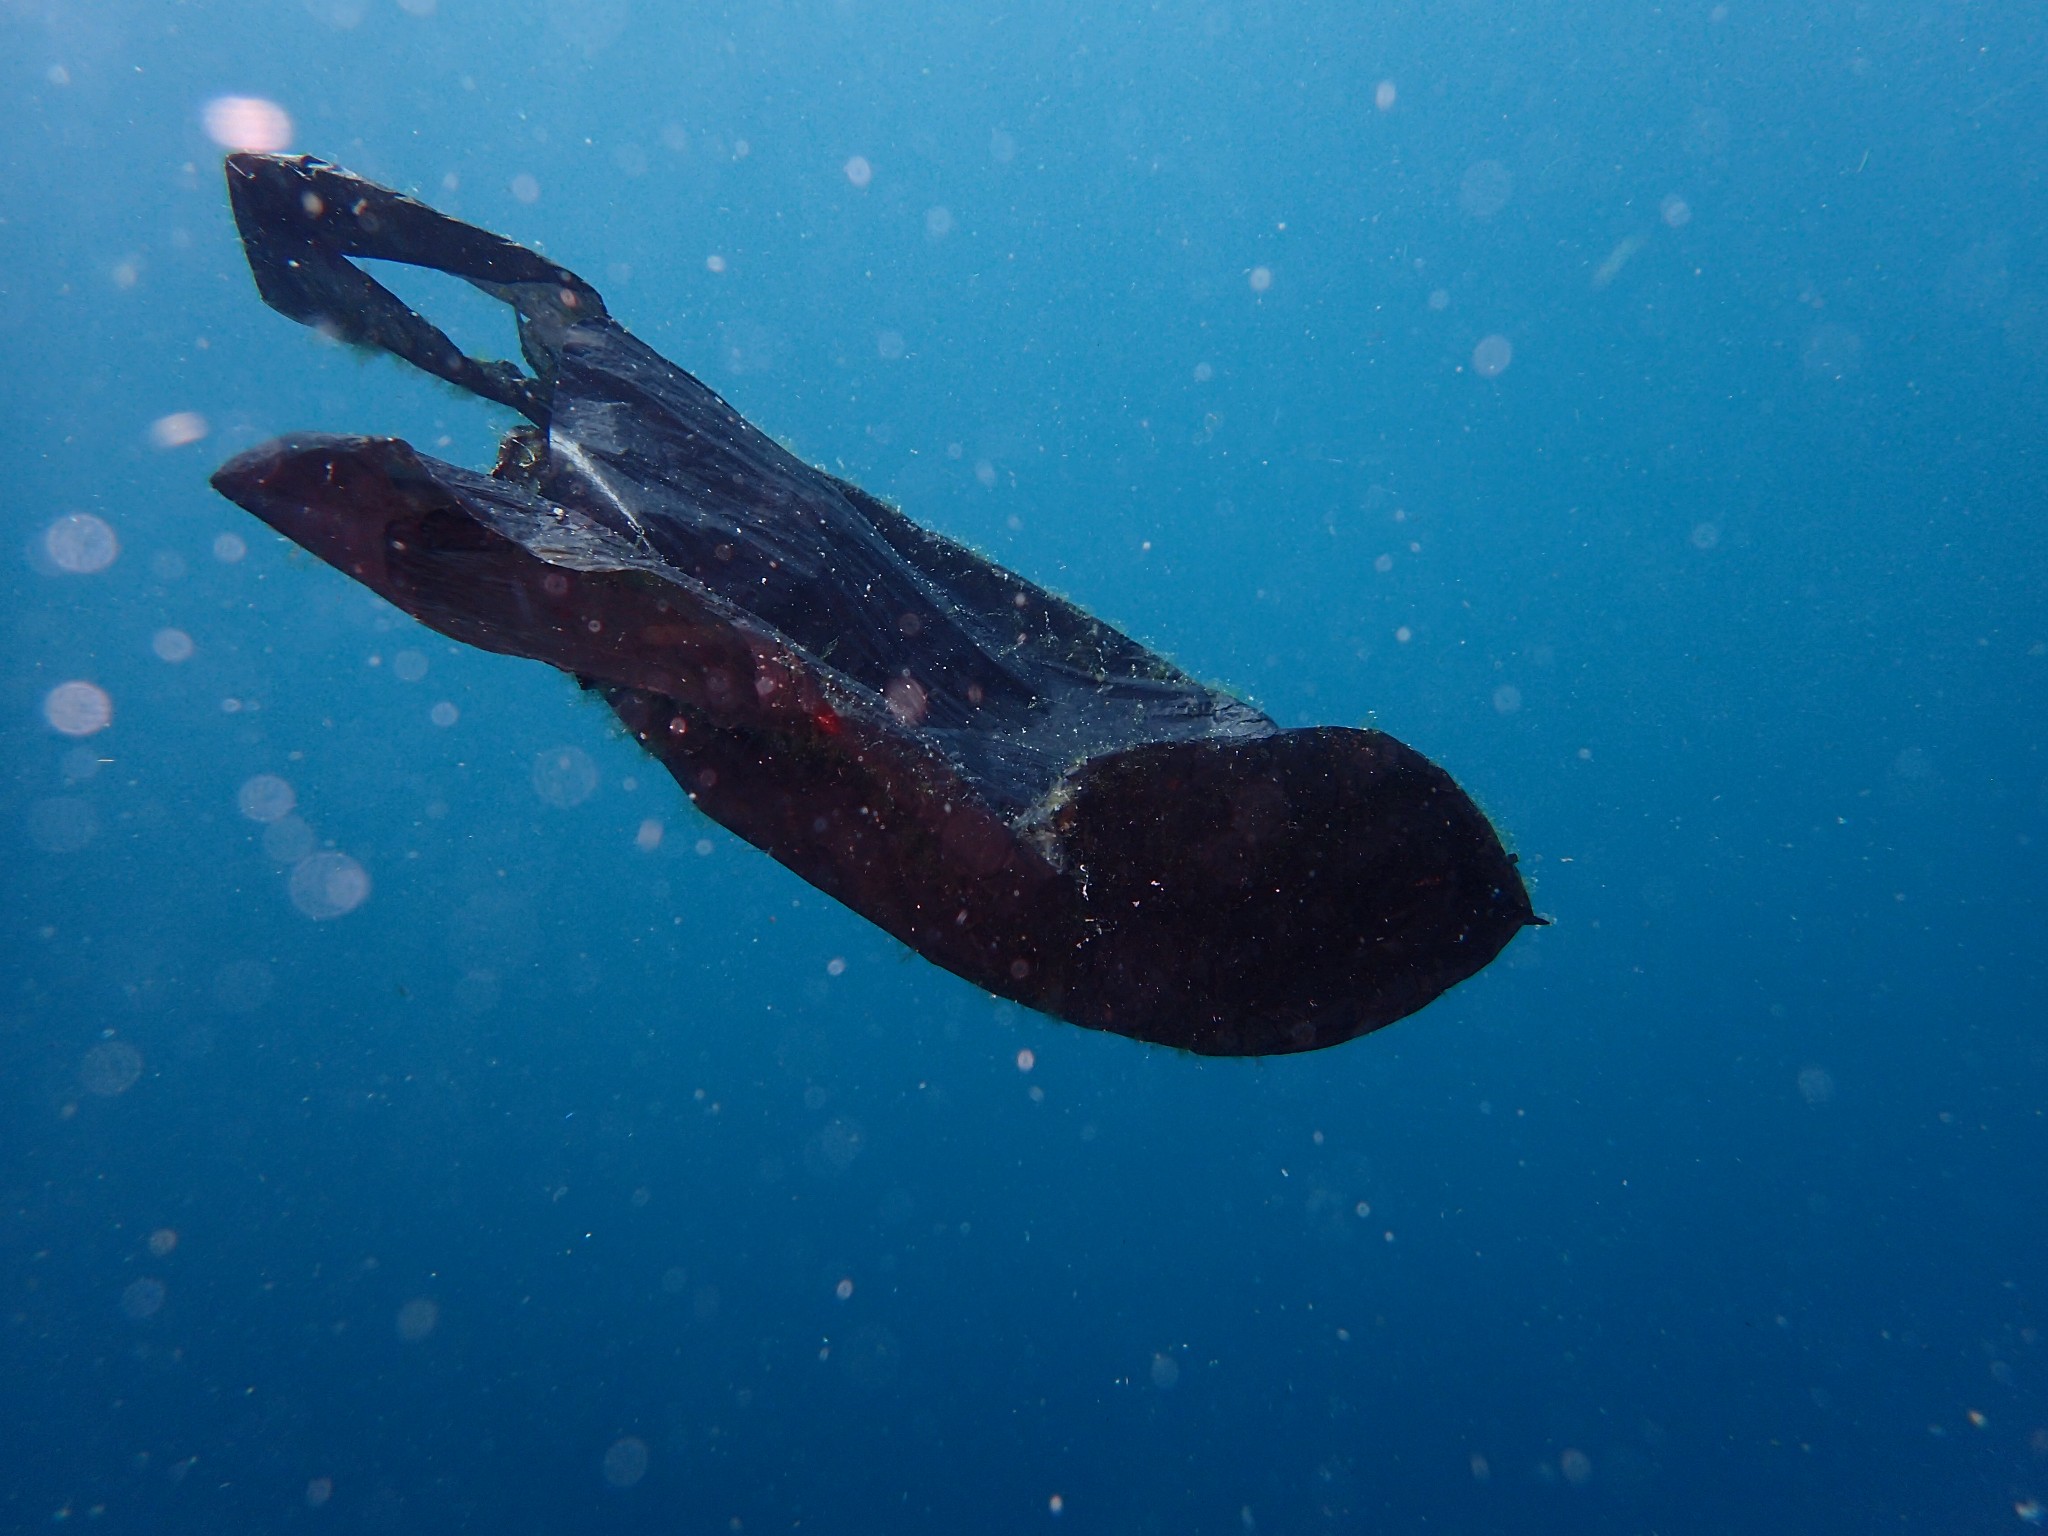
[5,0,2046,1530]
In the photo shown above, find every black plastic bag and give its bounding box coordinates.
[213,153,1538,1054]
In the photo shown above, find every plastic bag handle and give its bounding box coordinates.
[225,153,605,427]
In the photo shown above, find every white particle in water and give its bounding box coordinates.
[1472,334,1514,378]
[152,628,195,662]
[81,1039,144,1096]
[44,513,118,574]
[237,773,296,823]
[1458,160,1513,219]
[395,1297,438,1340]
[533,746,599,807]
[288,851,371,920]
[601,1436,649,1489]
[44,681,112,737]
[148,411,209,450]
[26,797,97,854]
[262,815,318,864]
[120,1276,166,1320]
[203,95,292,153]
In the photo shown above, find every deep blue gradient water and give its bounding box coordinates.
[5,2,2046,1531]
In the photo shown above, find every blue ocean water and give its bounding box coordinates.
[5,1,2045,1530]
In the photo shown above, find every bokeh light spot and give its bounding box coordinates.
[82,1040,144,1096]
[26,798,97,854]
[44,513,118,574]
[602,1436,649,1489]
[152,628,196,662]
[533,745,600,807]
[289,851,371,920]
[1458,160,1513,219]
[44,681,112,737]
[1472,334,1514,378]
[203,95,293,153]
[395,1297,439,1341]
[237,773,297,824]
[262,815,318,864]
[120,1277,166,1321]
[148,411,209,449]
